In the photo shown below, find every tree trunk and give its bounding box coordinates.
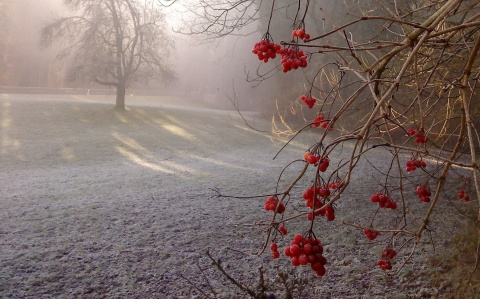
[115,82,126,110]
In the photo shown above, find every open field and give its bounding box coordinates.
[0,94,474,298]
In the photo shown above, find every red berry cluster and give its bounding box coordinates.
[264,196,286,213]
[283,234,327,276]
[312,115,324,127]
[312,115,332,130]
[415,132,427,144]
[327,180,341,190]
[407,128,427,143]
[318,157,330,172]
[306,199,323,220]
[383,248,397,259]
[279,225,288,235]
[416,185,431,202]
[458,189,470,201]
[377,248,396,271]
[304,152,319,164]
[363,228,379,240]
[278,48,308,73]
[370,192,397,209]
[405,159,427,172]
[303,186,329,200]
[302,186,335,221]
[307,203,335,221]
[321,121,332,130]
[300,95,316,108]
[377,260,392,271]
[292,28,311,41]
[303,184,336,200]
[252,40,281,63]
[271,242,280,259]
[323,206,335,221]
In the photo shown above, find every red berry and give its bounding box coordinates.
[318,188,329,198]
[378,259,392,271]
[307,212,315,221]
[290,244,301,256]
[297,29,305,39]
[304,152,311,161]
[299,254,309,265]
[307,155,319,164]
[312,115,325,127]
[276,203,285,214]
[291,256,300,266]
[279,225,288,235]
[326,212,335,221]
[318,163,328,172]
[314,255,325,266]
[303,244,313,255]
[415,132,427,144]
[363,228,379,240]
[384,200,392,209]
[382,248,396,259]
[378,194,386,203]
[293,234,303,244]
[390,201,397,210]
[270,243,278,252]
[315,265,326,276]
[416,185,431,202]
[283,247,291,257]
[312,245,322,254]
[300,95,316,108]
[311,262,322,271]
[303,187,314,200]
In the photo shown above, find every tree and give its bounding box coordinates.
[41,0,175,110]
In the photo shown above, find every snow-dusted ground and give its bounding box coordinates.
[0,95,463,298]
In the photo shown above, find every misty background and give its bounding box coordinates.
[0,0,285,112]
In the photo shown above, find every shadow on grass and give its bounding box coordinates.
[0,98,285,176]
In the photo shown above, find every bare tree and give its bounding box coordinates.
[180,0,480,293]
[41,0,175,110]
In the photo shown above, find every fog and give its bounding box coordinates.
[0,0,276,112]
[0,0,61,87]
[3,1,479,297]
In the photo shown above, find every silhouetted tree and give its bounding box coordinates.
[41,0,175,110]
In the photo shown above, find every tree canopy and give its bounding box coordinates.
[41,0,175,109]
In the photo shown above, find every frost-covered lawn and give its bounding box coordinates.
[0,95,463,298]
[0,95,303,298]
